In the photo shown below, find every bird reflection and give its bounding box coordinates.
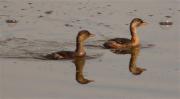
[73,56,94,84]
[128,47,146,75]
[111,47,146,75]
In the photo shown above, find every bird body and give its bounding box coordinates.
[103,18,147,49]
[44,30,94,60]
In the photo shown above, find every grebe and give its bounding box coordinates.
[103,18,147,49]
[45,30,95,60]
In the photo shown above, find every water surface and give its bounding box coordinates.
[0,0,179,99]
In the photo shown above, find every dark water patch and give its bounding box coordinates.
[97,12,102,15]
[165,15,172,18]
[141,44,155,49]
[78,6,86,10]
[76,19,81,22]
[128,12,133,14]
[38,15,44,18]
[71,19,81,24]
[3,5,8,8]
[21,8,26,11]
[107,4,111,7]
[20,15,24,18]
[28,2,32,5]
[64,24,73,27]
[78,8,82,10]
[104,24,111,28]
[148,14,154,17]
[45,10,53,14]
[97,23,112,29]
[63,12,66,15]
[168,8,172,11]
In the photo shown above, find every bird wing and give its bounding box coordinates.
[109,38,131,44]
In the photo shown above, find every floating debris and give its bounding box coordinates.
[45,10,53,14]
[159,21,173,25]
[6,19,18,23]
[64,24,73,27]
[6,19,18,27]
[159,20,173,30]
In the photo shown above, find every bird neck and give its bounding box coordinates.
[130,25,140,46]
[75,40,86,57]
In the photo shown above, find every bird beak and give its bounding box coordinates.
[90,34,95,37]
[142,21,148,25]
[142,68,147,71]
[89,79,95,82]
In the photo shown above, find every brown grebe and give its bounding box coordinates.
[103,18,147,49]
[45,30,95,60]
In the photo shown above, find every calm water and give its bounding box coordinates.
[0,0,179,99]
